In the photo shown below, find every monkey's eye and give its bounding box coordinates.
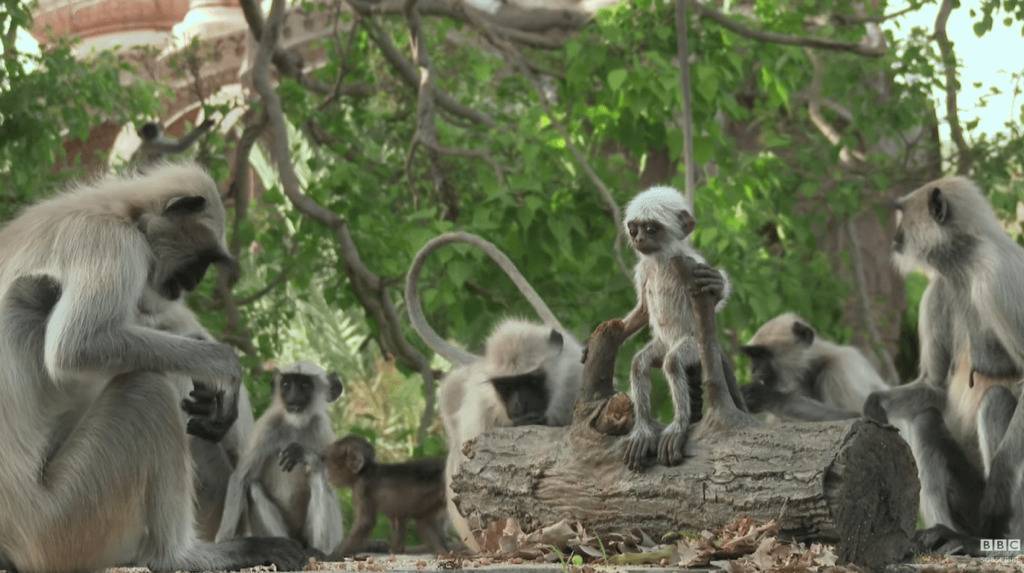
[643,223,659,235]
[627,223,638,237]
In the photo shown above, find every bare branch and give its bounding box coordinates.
[251,0,438,446]
[691,0,887,57]
[359,13,496,127]
[675,0,697,205]
[805,49,866,167]
[832,4,920,25]
[934,0,972,174]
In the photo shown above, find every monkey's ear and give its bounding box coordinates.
[792,321,815,345]
[547,329,564,353]
[164,195,207,216]
[741,345,771,360]
[677,209,696,234]
[928,187,949,224]
[327,373,344,402]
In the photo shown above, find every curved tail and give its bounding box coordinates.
[404,232,567,366]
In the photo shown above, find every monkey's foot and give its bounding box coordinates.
[623,427,657,471]
[862,391,889,424]
[913,525,978,556]
[657,422,688,466]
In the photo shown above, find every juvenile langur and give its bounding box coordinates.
[0,164,306,572]
[137,290,256,541]
[318,435,448,556]
[618,186,744,471]
[741,313,889,421]
[864,176,1024,553]
[216,361,345,555]
[405,232,584,551]
[131,119,215,167]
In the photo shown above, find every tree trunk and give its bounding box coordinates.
[451,417,918,570]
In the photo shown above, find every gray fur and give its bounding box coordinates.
[0,165,305,571]
[621,186,733,470]
[871,176,1024,548]
[215,361,344,555]
[405,232,583,552]
[742,313,889,421]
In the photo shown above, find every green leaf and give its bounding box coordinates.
[608,68,628,91]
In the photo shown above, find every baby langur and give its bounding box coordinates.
[131,119,215,167]
[741,313,889,421]
[405,232,584,551]
[619,186,742,470]
[216,361,345,555]
[320,435,448,557]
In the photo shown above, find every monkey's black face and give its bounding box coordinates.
[627,220,665,255]
[490,369,549,425]
[279,373,315,413]
[741,345,778,387]
[161,249,232,300]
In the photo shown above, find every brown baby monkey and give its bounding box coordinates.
[324,435,449,556]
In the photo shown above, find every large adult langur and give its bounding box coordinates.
[405,232,584,552]
[617,186,746,471]
[741,313,889,421]
[138,290,256,541]
[216,361,345,555]
[0,164,307,572]
[864,176,1024,553]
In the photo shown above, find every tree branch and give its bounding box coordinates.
[690,0,887,57]
[805,49,866,167]
[358,11,496,127]
[250,0,438,445]
[934,0,972,174]
[675,0,697,205]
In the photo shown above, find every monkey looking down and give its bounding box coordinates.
[322,435,448,557]
[0,164,306,572]
[216,360,345,555]
[741,313,889,421]
[405,232,584,551]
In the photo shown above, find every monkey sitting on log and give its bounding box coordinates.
[319,435,448,556]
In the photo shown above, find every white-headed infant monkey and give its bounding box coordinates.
[617,186,738,470]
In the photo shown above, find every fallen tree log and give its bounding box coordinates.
[450,257,919,569]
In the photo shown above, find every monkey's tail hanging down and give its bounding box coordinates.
[404,232,568,366]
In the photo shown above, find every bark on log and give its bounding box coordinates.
[451,418,918,569]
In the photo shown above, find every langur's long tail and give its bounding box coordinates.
[404,232,567,366]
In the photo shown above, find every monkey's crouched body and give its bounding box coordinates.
[325,436,448,556]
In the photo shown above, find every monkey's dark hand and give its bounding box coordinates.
[657,421,688,467]
[690,264,725,303]
[862,391,889,424]
[623,426,657,471]
[199,118,216,131]
[741,380,775,413]
[183,381,237,443]
[279,442,306,473]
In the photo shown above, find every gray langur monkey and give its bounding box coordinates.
[132,119,216,167]
[216,361,345,555]
[741,313,889,421]
[137,290,256,541]
[863,176,1024,554]
[0,164,307,572]
[405,232,584,552]
[618,186,745,471]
